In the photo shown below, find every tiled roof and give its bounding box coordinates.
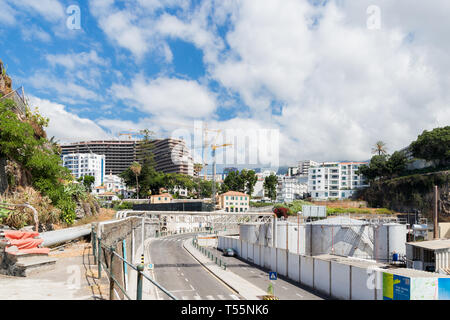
[220,191,249,197]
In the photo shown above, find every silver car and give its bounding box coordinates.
[223,248,235,257]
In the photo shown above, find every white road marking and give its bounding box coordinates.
[282,286,288,290]
[194,294,202,300]
[190,285,195,291]
[206,295,214,300]
[296,293,303,298]
[180,273,184,276]
[217,295,226,300]
[185,278,189,282]
[230,294,240,300]
[250,270,255,273]
[182,296,189,300]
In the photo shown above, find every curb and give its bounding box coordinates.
[182,239,241,296]
[183,238,266,300]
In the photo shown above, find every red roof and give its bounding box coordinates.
[220,191,249,197]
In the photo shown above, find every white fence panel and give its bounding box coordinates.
[300,256,314,288]
[254,244,261,266]
[270,247,277,272]
[351,266,376,300]
[314,259,331,296]
[247,243,254,263]
[234,239,241,256]
[242,241,248,260]
[277,249,287,276]
[330,261,350,300]
[288,252,300,282]
[264,246,271,269]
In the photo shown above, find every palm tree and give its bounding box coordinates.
[130,162,142,199]
[372,141,387,155]
[193,163,203,177]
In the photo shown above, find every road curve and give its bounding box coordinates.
[146,233,243,300]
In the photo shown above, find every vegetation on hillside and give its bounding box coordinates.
[0,98,99,228]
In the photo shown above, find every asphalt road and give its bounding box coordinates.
[207,246,325,300]
[146,233,243,300]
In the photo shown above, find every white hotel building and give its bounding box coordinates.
[307,161,369,200]
[62,153,106,187]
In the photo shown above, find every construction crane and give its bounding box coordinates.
[211,143,232,207]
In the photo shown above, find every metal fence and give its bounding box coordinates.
[0,86,28,115]
[91,225,177,300]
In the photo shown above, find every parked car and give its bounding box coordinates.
[223,248,235,257]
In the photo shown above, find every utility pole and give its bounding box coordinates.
[434,185,439,240]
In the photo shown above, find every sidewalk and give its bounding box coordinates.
[183,238,267,300]
[0,242,109,300]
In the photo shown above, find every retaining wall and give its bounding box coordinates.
[218,235,450,300]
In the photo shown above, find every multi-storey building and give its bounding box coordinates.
[276,176,308,203]
[307,161,369,200]
[62,153,105,187]
[61,140,137,175]
[298,160,319,176]
[61,138,195,176]
[219,191,250,212]
[146,138,194,176]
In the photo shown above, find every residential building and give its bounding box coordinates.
[219,191,250,213]
[103,172,126,193]
[298,160,319,177]
[62,153,105,187]
[276,176,308,203]
[61,138,195,176]
[61,140,137,175]
[150,193,173,204]
[307,161,369,200]
[148,138,194,176]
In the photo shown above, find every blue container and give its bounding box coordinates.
[393,253,399,262]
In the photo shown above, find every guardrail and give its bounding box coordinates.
[91,226,177,300]
[192,235,227,271]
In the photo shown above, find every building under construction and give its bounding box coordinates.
[61,138,194,176]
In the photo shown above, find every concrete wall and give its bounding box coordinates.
[331,261,350,300]
[218,234,450,300]
[314,258,331,296]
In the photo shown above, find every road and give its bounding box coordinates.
[146,233,243,300]
[207,246,325,300]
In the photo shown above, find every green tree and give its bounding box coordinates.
[386,151,407,177]
[81,175,95,192]
[242,169,258,197]
[410,126,450,166]
[263,174,278,201]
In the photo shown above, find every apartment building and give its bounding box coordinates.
[62,153,105,187]
[61,140,137,175]
[298,160,319,176]
[307,161,369,200]
[219,191,250,212]
[276,176,308,203]
[148,138,194,176]
[61,138,195,176]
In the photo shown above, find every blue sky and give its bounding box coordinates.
[1,0,449,168]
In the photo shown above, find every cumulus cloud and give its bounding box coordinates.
[6,0,65,23]
[29,96,111,144]
[111,75,217,119]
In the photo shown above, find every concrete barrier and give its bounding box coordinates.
[330,261,350,300]
[288,252,300,282]
[314,258,331,296]
[300,255,314,288]
[277,249,287,276]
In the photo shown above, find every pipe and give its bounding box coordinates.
[39,224,92,247]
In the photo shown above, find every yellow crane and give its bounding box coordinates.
[211,143,232,206]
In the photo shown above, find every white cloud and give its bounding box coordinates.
[111,75,217,118]
[0,0,17,25]
[28,96,111,144]
[7,0,65,23]
[45,50,108,70]
[203,0,450,163]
